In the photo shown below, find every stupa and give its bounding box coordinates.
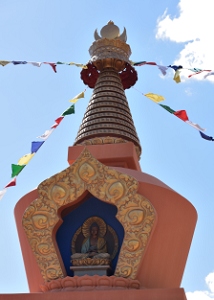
[2,21,197,300]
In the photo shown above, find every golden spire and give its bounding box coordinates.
[74,22,141,159]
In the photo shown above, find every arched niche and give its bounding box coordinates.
[56,195,124,276]
[22,148,156,282]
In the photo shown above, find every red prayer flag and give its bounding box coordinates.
[173,110,189,121]
[188,70,211,78]
[44,62,57,73]
[51,116,64,129]
[5,178,16,188]
[145,62,157,65]
[55,116,64,124]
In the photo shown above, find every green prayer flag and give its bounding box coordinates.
[11,164,26,177]
[159,104,175,114]
[61,105,75,116]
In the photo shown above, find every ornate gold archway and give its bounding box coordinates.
[22,148,156,282]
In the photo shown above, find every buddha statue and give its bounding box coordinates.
[71,217,111,266]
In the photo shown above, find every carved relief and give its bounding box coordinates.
[40,275,141,292]
[22,148,156,282]
[76,136,141,159]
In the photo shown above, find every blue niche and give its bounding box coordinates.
[56,196,124,277]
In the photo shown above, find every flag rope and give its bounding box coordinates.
[0,90,86,201]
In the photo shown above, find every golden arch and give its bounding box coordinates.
[22,148,156,282]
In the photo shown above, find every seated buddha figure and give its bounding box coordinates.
[81,222,109,258]
[71,217,110,263]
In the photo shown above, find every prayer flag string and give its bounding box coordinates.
[0,60,88,72]
[131,60,214,83]
[140,89,213,141]
[0,90,86,201]
[1,58,214,83]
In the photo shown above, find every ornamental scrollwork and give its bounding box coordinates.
[22,147,156,282]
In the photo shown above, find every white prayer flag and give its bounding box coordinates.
[186,121,206,132]
[37,128,54,140]
[0,189,7,201]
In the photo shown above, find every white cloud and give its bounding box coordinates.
[156,0,214,80]
[186,291,214,300]
[205,273,214,293]
[186,272,214,300]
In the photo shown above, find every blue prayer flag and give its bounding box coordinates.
[199,131,214,141]
[31,141,45,153]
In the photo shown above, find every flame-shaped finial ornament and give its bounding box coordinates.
[94,21,127,42]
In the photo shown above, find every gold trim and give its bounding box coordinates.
[22,148,156,282]
[71,258,110,266]
[89,39,131,66]
[75,136,141,160]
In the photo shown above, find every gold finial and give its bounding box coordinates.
[94,21,127,42]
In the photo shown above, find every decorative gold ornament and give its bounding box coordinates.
[94,21,127,42]
[90,22,131,67]
[71,218,119,263]
[89,39,131,67]
[82,216,107,238]
[75,136,141,159]
[22,148,156,282]
[71,258,110,266]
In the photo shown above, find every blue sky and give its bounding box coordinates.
[0,1,214,298]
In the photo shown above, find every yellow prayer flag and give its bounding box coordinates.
[173,70,181,83]
[68,62,88,69]
[69,91,85,103]
[144,93,165,103]
[0,60,10,67]
[18,153,35,165]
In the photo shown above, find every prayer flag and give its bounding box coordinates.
[168,65,183,71]
[188,68,202,73]
[0,189,7,201]
[157,65,168,76]
[173,110,189,121]
[68,62,88,69]
[204,71,214,79]
[173,70,181,83]
[11,164,26,177]
[199,131,214,141]
[31,141,44,153]
[12,61,27,65]
[159,104,175,114]
[18,153,35,165]
[145,62,157,65]
[44,62,57,73]
[188,70,211,78]
[0,60,10,67]
[61,105,75,116]
[51,123,59,129]
[51,116,64,129]
[144,93,165,103]
[37,128,54,140]
[54,116,64,124]
[132,61,146,66]
[51,116,64,128]
[28,62,42,67]
[186,121,205,132]
[69,91,85,103]
[5,178,16,188]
